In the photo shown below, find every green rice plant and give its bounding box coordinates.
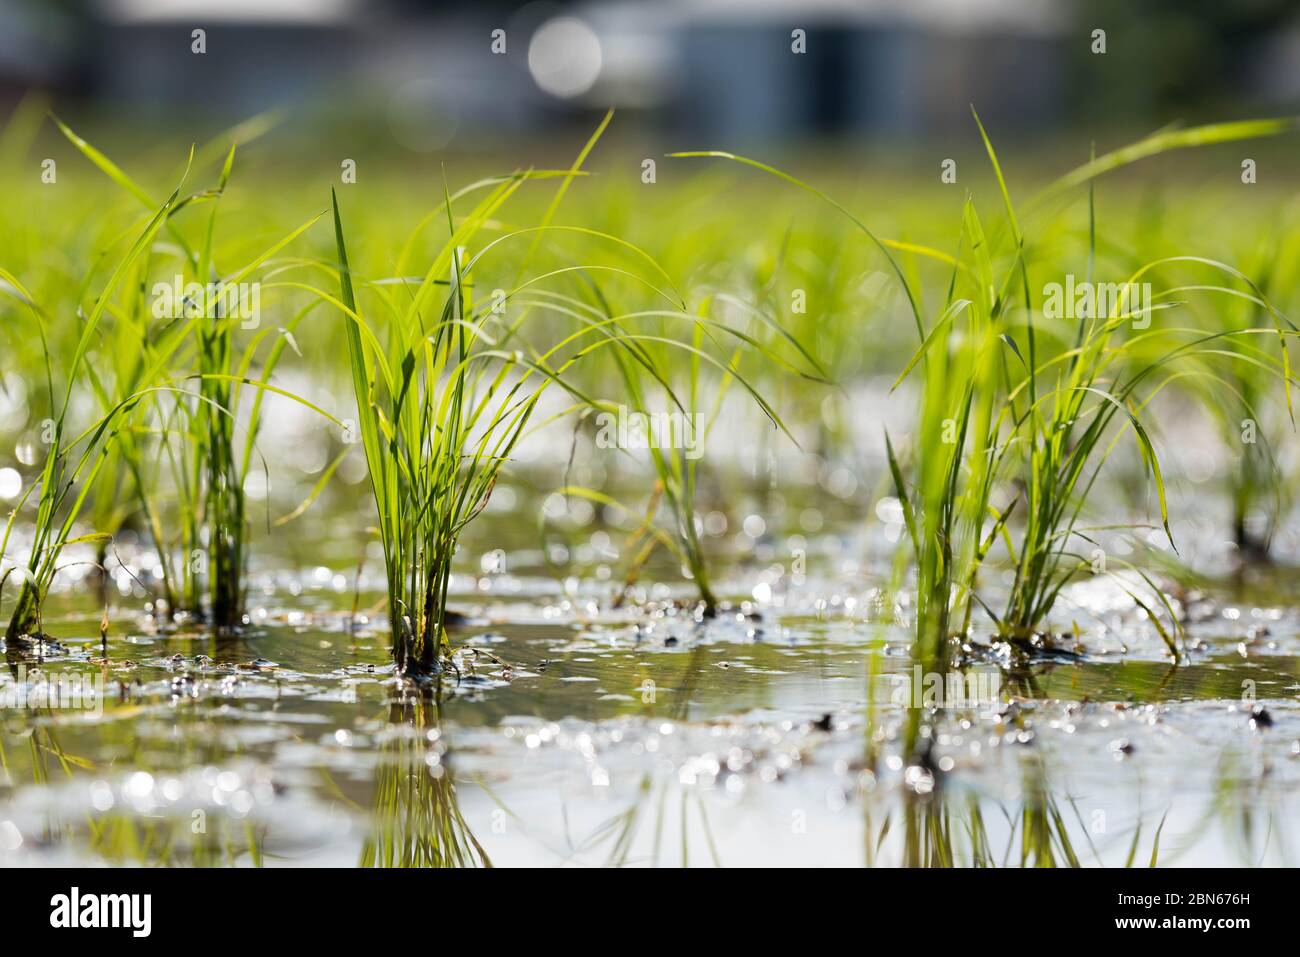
[327,112,825,666]
[871,117,1294,671]
[325,138,627,675]
[0,178,184,640]
[329,186,533,675]
[1173,235,1300,562]
[555,289,828,615]
[542,172,832,613]
[50,120,328,631]
[927,120,1293,647]
[676,117,1297,764]
[976,122,1296,648]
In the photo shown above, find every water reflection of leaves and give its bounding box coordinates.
[865,754,1173,868]
[3,708,267,866]
[577,648,722,867]
[360,693,491,868]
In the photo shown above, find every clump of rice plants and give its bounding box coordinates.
[326,151,620,676]
[328,113,829,668]
[957,114,1296,652]
[0,186,178,640]
[557,290,829,616]
[896,116,1296,655]
[51,120,326,632]
[541,154,833,617]
[679,116,1297,763]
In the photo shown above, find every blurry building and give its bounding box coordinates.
[0,0,1297,142]
[0,1,79,96]
[604,0,1067,141]
[92,0,359,120]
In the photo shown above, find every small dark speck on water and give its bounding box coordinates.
[1250,705,1273,729]
[812,713,833,732]
[171,674,197,697]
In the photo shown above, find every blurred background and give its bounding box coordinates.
[1,0,1298,597]
[2,0,1298,151]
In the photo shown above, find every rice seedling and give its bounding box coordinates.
[1172,237,1300,563]
[327,109,833,670]
[555,287,830,615]
[961,116,1297,650]
[324,122,628,676]
[0,175,183,641]
[533,165,835,614]
[675,116,1298,771]
[49,120,329,631]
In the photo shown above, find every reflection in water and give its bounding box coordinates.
[865,754,1125,868]
[860,721,1295,868]
[1,584,1295,867]
[2,708,267,866]
[3,717,75,851]
[360,692,490,868]
[89,805,267,867]
[582,649,721,867]
[1203,748,1291,866]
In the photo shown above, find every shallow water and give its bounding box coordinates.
[2,547,1297,868]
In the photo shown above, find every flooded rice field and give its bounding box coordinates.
[4,502,1298,868]
[3,66,1300,879]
